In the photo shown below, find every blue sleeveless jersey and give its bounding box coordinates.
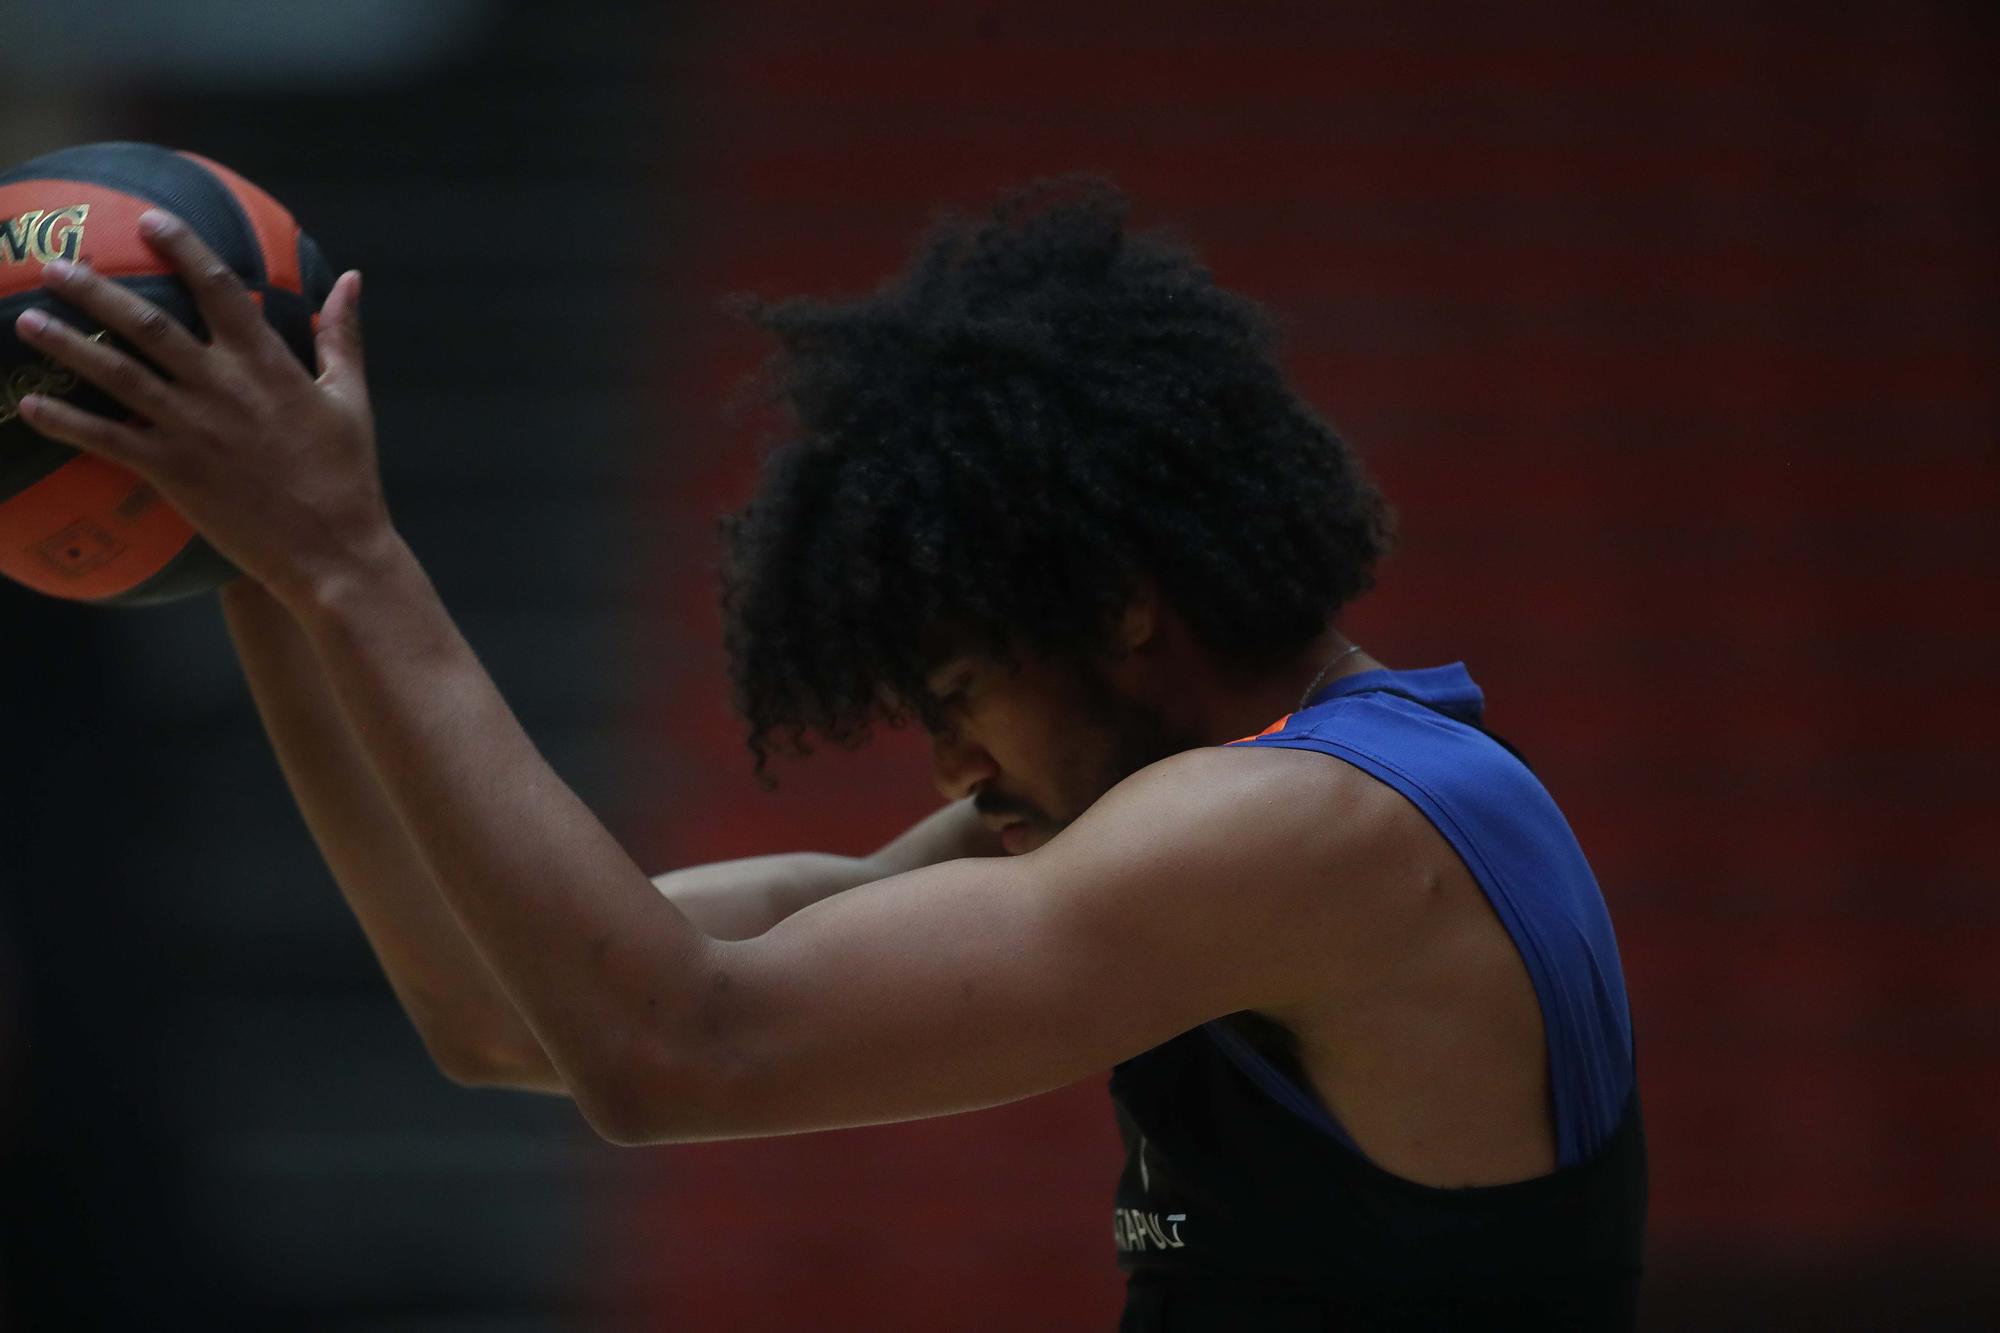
[1220,661,1635,1168]
[1107,662,1646,1329]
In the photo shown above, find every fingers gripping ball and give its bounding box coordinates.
[0,142,336,606]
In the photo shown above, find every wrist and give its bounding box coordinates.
[219,566,298,617]
[286,524,422,632]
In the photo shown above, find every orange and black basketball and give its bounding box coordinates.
[0,141,335,606]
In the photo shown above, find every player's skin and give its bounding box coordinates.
[13,215,1556,1187]
[220,569,1006,1092]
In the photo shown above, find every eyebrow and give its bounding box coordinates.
[924,657,978,696]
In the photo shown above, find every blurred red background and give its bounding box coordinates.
[622,3,1998,1328]
[2,3,1992,1329]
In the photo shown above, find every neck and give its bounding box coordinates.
[1195,625,1386,745]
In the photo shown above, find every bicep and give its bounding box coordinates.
[643,749,1381,1143]
[688,858,1145,1137]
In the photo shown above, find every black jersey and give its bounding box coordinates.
[1109,665,1645,1329]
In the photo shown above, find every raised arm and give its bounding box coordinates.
[16,224,1358,1148]
[223,576,561,1089]
[225,567,995,1092]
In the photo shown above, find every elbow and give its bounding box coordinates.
[579,1101,656,1148]
[573,1068,677,1146]
[439,1052,531,1091]
[571,1048,720,1147]
[425,1027,562,1093]
[575,942,740,1144]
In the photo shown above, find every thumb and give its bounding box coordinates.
[314,270,366,390]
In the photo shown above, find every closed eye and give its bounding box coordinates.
[927,662,978,712]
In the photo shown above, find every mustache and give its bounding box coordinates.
[974,791,1045,826]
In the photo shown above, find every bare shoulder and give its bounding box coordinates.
[1025,744,1438,1010]
[1047,742,1420,876]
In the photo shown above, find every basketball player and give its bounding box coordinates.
[12,181,1645,1328]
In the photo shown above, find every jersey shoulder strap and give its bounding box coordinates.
[1337,683,1537,773]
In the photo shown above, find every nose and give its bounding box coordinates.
[930,724,999,802]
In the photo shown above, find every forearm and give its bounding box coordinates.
[651,802,1001,940]
[222,576,564,1091]
[289,537,710,1130]
[867,796,1006,873]
[654,853,875,941]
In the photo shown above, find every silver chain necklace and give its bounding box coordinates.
[1297,642,1364,711]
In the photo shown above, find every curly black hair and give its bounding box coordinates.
[718,176,1394,777]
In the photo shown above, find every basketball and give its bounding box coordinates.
[0,142,335,606]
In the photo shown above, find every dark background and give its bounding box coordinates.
[2,2,1995,1329]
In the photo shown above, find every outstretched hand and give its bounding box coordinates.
[11,210,393,611]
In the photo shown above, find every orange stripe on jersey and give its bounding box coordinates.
[1226,712,1292,745]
